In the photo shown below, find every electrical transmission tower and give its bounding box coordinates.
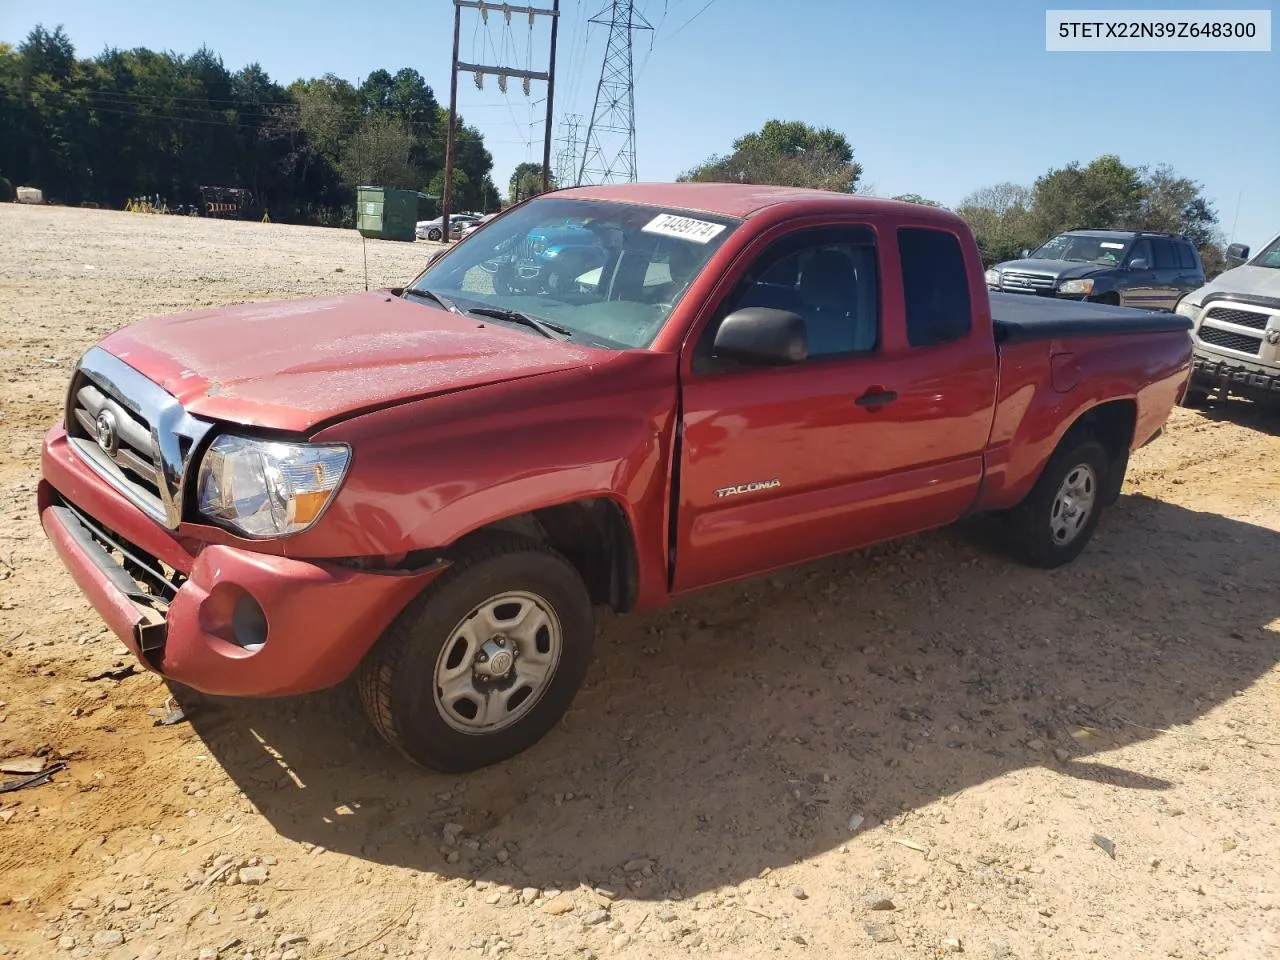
[554,113,582,188]
[576,1,651,186]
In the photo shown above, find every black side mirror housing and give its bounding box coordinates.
[713,307,808,366]
[1128,257,1149,271]
[1225,243,1250,264]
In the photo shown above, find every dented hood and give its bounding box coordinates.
[99,291,599,432]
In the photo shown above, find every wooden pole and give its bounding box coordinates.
[542,0,560,194]
[442,2,462,241]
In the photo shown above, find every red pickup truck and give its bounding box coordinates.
[39,184,1193,771]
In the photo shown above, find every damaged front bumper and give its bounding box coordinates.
[39,425,446,697]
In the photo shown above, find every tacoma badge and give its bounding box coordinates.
[714,479,781,499]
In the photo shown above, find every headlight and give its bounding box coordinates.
[984,268,1001,287]
[196,435,351,537]
[1059,279,1095,295]
[1175,298,1203,325]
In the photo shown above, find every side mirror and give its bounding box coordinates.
[713,307,808,366]
[1128,257,1149,271]
[426,249,447,266]
[1225,243,1250,263]
[1020,248,1031,258]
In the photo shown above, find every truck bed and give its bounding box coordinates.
[991,292,1193,342]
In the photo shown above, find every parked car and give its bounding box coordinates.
[38,184,1192,772]
[416,213,479,241]
[1176,232,1280,407]
[455,213,496,240]
[986,229,1205,312]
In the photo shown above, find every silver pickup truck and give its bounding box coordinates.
[1176,233,1280,407]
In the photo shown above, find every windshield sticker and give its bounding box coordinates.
[642,213,726,244]
[1099,241,1125,249]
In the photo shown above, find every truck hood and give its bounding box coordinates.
[99,291,601,432]
[996,258,1109,280]
[1189,264,1280,303]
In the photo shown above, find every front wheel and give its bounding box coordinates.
[357,535,594,772]
[999,435,1110,569]
[427,227,443,241]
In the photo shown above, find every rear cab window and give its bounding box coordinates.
[897,227,973,348]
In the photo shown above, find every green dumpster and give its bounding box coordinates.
[355,185,419,242]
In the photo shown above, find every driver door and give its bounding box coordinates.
[672,221,993,592]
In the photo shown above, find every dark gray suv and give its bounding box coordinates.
[985,229,1205,311]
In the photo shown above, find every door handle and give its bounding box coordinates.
[855,389,898,407]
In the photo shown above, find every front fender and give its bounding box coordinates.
[308,353,679,608]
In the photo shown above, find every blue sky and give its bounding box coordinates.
[4,0,1276,249]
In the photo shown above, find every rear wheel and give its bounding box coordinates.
[1000,434,1110,569]
[357,535,594,772]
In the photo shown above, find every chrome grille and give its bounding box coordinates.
[1197,326,1262,356]
[518,235,542,261]
[69,378,162,494]
[999,270,1057,293]
[64,347,214,528]
[1204,306,1269,330]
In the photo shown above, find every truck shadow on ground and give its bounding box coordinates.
[1194,395,1280,436]
[177,493,1280,901]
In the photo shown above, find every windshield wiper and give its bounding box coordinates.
[405,287,462,314]
[467,307,572,341]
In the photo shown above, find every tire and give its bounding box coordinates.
[427,227,443,241]
[357,534,594,772]
[1000,434,1110,569]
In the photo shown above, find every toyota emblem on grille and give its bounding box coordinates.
[94,410,119,457]
[1267,329,1280,345]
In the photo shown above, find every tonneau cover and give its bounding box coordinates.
[992,292,1192,342]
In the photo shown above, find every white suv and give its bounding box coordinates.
[1176,233,1280,407]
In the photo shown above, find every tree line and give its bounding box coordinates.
[2,22,1229,269]
[679,120,1229,276]
[0,25,501,224]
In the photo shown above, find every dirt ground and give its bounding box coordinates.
[2,203,1279,960]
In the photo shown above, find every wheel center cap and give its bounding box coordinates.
[488,649,514,675]
[475,636,515,678]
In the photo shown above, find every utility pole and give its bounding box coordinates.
[443,0,560,239]
[577,1,651,186]
[442,4,462,243]
[541,0,560,194]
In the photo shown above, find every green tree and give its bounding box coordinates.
[340,113,420,189]
[892,194,944,207]
[0,21,502,226]
[508,162,553,203]
[1027,154,1146,239]
[1123,164,1218,247]
[955,182,1037,266]
[679,119,863,193]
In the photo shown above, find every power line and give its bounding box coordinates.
[668,0,718,39]
[443,0,561,236]
[577,1,652,185]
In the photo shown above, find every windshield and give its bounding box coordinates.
[405,197,739,349]
[1250,235,1280,269]
[1029,233,1129,265]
